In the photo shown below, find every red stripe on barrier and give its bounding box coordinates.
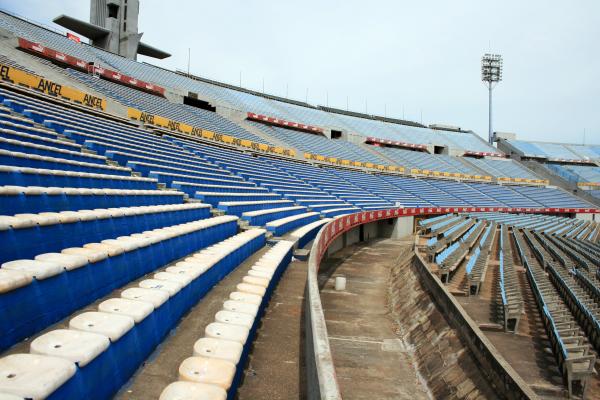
[17,37,166,96]
[246,112,324,134]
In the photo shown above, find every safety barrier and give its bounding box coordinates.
[247,112,324,134]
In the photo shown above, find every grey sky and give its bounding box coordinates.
[1,0,599,144]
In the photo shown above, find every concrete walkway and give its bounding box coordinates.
[319,239,431,400]
[237,258,308,399]
[115,246,271,399]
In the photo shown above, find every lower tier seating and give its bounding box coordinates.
[241,206,308,227]
[216,200,295,216]
[0,203,212,264]
[159,240,294,399]
[0,229,267,400]
[0,186,184,214]
[265,212,321,237]
[0,165,159,189]
[0,215,238,352]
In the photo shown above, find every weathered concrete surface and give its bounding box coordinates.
[319,239,433,400]
[393,248,498,399]
[115,246,271,399]
[237,258,308,399]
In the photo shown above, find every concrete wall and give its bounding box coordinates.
[576,213,597,222]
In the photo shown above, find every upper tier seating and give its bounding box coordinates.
[247,121,386,164]
[375,146,478,175]
[0,11,500,155]
[67,69,266,144]
[545,164,600,183]
[509,139,600,161]
[465,158,539,180]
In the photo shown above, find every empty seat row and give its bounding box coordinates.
[498,225,523,332]
[0,164,158,190]
[195,192,281,207]
[288,218,332,248]
[0,127,80,152]
[241,205,308,227]
[217,199,295,216]
[320,207,361,218]
[0,185,185,214]
[0,215,238,352]
[0,137,107,165]
[466,222,496,294]
[265,212,321,237]
[516,229,596,396]
[159,240,294,400]
[0,203,212,264]
[0,228,267,400]
[0,149,132,176]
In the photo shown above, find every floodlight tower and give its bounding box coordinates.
[481,54,503,144]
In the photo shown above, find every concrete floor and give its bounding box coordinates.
[236,258,308,399]
[115,246,271,399]
[319,239,431,400]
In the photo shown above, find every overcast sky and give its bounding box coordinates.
[1,0,599,144]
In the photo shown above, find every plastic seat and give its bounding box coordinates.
[178,356,236,390]
[98,298,153,323]
[0,354,76,399]
[228,292,262,305]
[193,337,244,365]
[69,312,134,342]
[214,310,254,329]
[159,381,226,400]
[205,322,249,344]
[236,282,266,297]
[242,275,269,288]
[30,329,109,367]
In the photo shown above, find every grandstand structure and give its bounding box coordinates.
[0,7,598,400]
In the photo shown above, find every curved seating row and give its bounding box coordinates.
[0,186,184,214]
[241,205,307,227]
[0,229,267,400]
[0,203,212,264]
[149,171,252,188]
[195,192,281,207]
[0,127,80,152]
[0,137,107,165]
[288,218,332,248]
[217,199,295,216]
[265,211,320,237]
[0,149,132,176]
[0,215,238,352]
[159,240,294,400]
[174,182,268,197]
[0,165,158,189]
[320,207,361,218]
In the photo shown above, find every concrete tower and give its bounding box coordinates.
[53,0,170,60]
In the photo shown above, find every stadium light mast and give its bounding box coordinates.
[481,53,503,145]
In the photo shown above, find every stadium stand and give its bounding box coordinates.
[0,8,599,399]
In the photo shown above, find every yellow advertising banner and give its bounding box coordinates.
[0,63,106,110]
[127,107,296,157]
